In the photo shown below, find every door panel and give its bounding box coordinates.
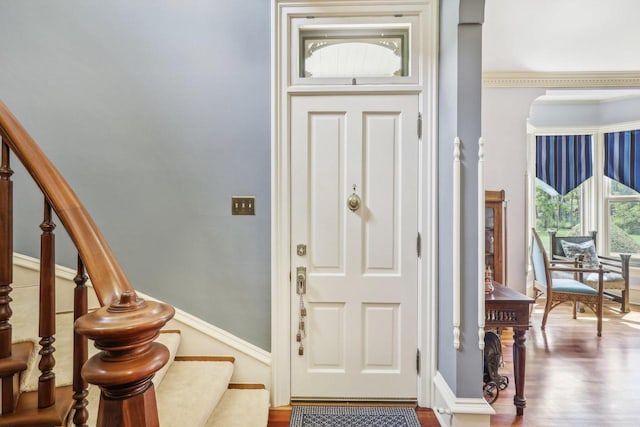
[309,113,345,272]
[362,303,399,371]
[363,112,400,273]
[308,302,345,371]
[291,94,418,400]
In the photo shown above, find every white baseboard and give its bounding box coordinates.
[432,371,493,427]
[12,253,272,390]
[157,301,272,389]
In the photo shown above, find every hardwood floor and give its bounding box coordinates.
[269,298,640,427]
[492,298,640,426]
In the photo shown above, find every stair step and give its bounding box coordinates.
[0,385,73,427]
[204,388,269,427]
[152,330,182,387]
[0,341,32,377]
[0,342,33,415]
[156,360,234,426]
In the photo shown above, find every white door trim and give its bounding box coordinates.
[270,0,439,408]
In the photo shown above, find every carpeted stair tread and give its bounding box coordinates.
[152,331,182,387]
[156,360,234,427]
[19,312,97,393]
[203,388,269,427]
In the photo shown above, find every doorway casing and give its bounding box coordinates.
[270,0,439,407]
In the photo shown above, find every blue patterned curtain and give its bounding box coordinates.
[604,130,640,193]
[536,135,593,196]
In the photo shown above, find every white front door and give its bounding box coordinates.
[290,94,419,400]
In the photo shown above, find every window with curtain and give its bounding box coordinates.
[534,135,592,250]
[604,130,640,255]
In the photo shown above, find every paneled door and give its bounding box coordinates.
[290,94,419,399]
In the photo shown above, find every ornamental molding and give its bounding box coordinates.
[483,71,640,88]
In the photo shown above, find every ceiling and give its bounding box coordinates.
[482,0,640,73]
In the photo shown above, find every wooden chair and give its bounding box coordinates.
[531,229,606,336]
[550,231,631,313]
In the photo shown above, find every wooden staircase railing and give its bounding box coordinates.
[0,101,175,426]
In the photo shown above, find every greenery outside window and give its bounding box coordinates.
[605,178,640,255]
[535,180,583,253]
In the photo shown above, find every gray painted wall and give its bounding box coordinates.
[0,1,272,349]
[438,0,459,386]
[482,87,545,296]
[438,0,485,397]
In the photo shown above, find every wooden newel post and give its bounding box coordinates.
[75,291,175,427]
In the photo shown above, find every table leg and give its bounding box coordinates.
[512,327,527,416]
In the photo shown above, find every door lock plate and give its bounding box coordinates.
[296,267,306,295]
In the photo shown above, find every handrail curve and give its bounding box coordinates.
[0,100,175,425]
[0,101,130,306]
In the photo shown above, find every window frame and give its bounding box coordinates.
[527,120,640,259]
[289,15,421,87]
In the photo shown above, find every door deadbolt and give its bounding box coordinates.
[297,244,307,256]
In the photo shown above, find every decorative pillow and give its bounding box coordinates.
[560,240,599,267]
[584,272,625,289]
[551,269,575,280]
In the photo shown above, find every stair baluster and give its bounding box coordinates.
[72,255,89,427]
[0,142,14,413]
[1,101,175,426]
[38,200,56,408]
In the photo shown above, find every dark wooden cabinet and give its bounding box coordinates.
[485,190,506,284]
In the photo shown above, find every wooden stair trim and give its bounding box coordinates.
[0,342,32,377]
[1,102,177,427]
[0,385,73,427]
[228,383,266,390]
[174,355,235,363]
[0,101,134,304]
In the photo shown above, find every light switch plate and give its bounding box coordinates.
[231,196,255,215]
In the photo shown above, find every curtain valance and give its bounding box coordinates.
[604,130,640,193]
[536,135,593,196]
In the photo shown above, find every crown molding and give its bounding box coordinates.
[483,71,640,88]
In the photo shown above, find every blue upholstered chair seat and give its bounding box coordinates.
[551,278,598,295]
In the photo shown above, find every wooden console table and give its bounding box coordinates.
[485,283,534,416]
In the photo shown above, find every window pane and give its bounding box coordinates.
[609,178,640,196]
[300,29,409,78]
[535,179,582,253]
[608,200,640,255]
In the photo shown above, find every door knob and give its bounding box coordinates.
[347,185,361,212]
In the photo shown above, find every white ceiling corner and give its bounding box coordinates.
[483,0,640,73]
